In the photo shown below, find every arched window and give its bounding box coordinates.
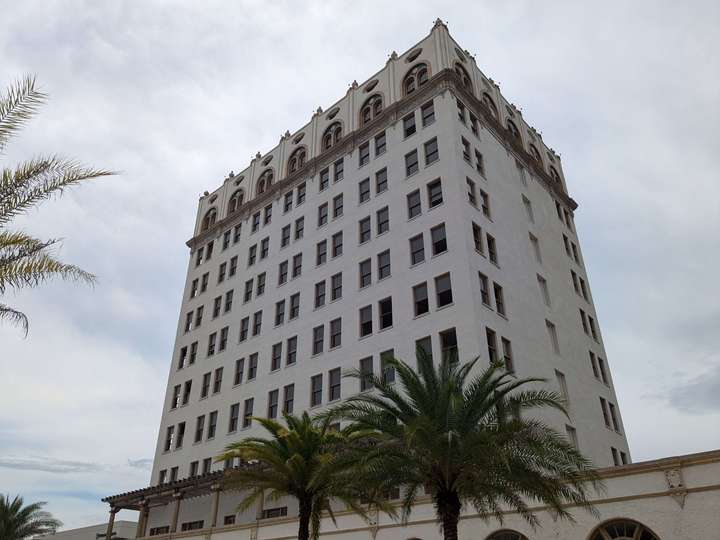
[227,189,245,215]
[529,144,542,163]
[549,165,561,183]
[507,119,521,140]
[321,122,343,152]
[287,147,307,174]
[485,531,529,540]
[201,207,217,232]
[482,92,498,119]
[590,519,661,540]
[360,94,383,126]
[256,169,274,195]
[454,62,472,92]
[403,63,429,96]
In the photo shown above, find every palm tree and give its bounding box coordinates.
[1,75,113,333]
[331,353,601,540]
[217,412,394,540]
[0,495,62,540]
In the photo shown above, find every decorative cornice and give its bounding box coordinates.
[186,68,575,250]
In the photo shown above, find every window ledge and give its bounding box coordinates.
[413,312,429,320]
[436,303,454,312]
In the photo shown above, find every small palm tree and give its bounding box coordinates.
[0,75,113,333]
[217,412,394,540]
[0,495,62,540]
[331,353,601,540]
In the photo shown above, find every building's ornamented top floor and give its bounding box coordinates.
[192,19,570,241]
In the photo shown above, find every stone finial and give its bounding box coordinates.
[351,80,358,89]
[225,170,235,181]
[255,151,262,159]
[284,130,291,138]
[389,51,398,61]
[203,190,209,196]
[433,18,447,29]
[316,106,323,114]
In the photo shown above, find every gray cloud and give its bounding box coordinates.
[0,456,103,474]
[127,458,153,470]
[664,364,720,415]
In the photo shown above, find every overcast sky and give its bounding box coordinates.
[1,0,719,530]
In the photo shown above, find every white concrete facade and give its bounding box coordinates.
[43,521,137,540]
[114,19,648,537]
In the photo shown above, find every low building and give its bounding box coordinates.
[42,521,137,540]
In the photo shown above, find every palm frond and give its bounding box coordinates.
[0,75,47,152]
[0,303,29,335]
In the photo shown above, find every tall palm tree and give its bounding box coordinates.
[0,495,62,540]
[331,353,601,540]
[217,412,394,540]
[0,75,113,333]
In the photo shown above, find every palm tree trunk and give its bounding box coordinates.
[438,492,462,540]
[297,497,312,540]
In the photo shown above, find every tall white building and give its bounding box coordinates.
[102,19,680,539]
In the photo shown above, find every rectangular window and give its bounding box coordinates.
[475,150,485,176]
[546,320,560,353]
[409,234,425,265]
[331,273,342,301]
[529,233,542,264]
[202,457,211,474]
[360,357,373,391]
[244,279,253,303]
[318,202,328,227]
[600,397,611,428]
[374,131,386,155]
[195,306,203,328]
[501,338,514,373]
[332,231,343,257]
[435,273,453,307]
[379,297,393,329]
[171,384,181,409]
[296,182,306,205]
[213,295,221,318]
[407,189,421,219]
[319,168,330,191]
[413,282,429,316]
[359,305,372,337]
[229,255,238,277]
[359,216,371,243]
[537,274,550,306]
[264,204,272,225]
[381,349,395,384]
[252,212,260,233]
[256,272,266,295]
[376,206,389,234]
[252,310,262,336]
[207,332,216,356]
[589,316,598,341]
[461,137,471,162]
[281,224,291,247]
[486,327,498,363]
[190,278,198,299]
[314,280,326,308]
[289,293,300,319]
[375,168,388,193]
[286,336,297,365]
[292,254,302,278]
[207,410,217,439]
[470,113,479,135]
[466,178,477,206]
[312,325,324,355]
[219,326,228,351]
[178,347,188,370]
[424,137,439,165]
[310,374,323,407]
[431,223,447,255]
[228,403,239,433]
[416,336,433,360]
[478,272,490,305]
[421,100,435,126]
[239,317,249,341]
[233,224,242,244]
[359,259,372,288]
[271,343,282,371]
[330,318,342,348]
[295,216,304,239]
[316,240,327,266]
[611,447,620,466]
[359,142,370,167]
[334,158,344,182]
[457,99,466,123]
[283,384,295,414]
[487,234,498,264]
[205,241,214,260]
[580,309,589,335]
[358,178,371,203]
[522,195,534,222]
[194,415,205,443]
[195,247,203,267]
[224,290,233,312]
[377,249,391,279]
[184,312,193,333]
[598,356,609,384]
[200,273,209,293]
[243,398,253,428]
[405,150,419,176]
[328,368,341,401]
[403,113,416,138]
[609,402,620,432]
[189,461,199,477]
[493,282,505,316]
[248,244,257,266]
[427,179,443,208]
[284,191,293,213]
[278,260,288,285]
[234,358,244,386]
[332,194,343,218]
[479,189,490,218]
[440,328,458,363]
[182,380,191,405]
[267,389,279,419]
[222,230,231,251]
